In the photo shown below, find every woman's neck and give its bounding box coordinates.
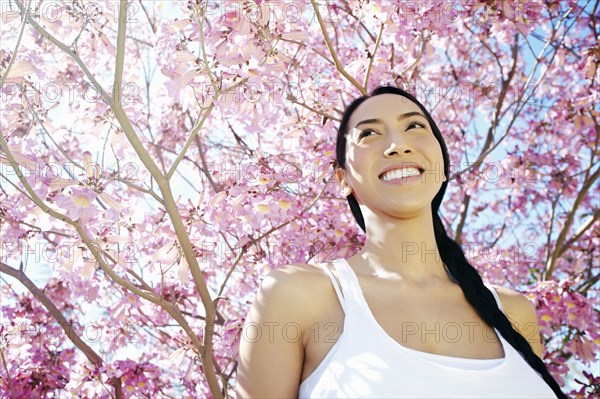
[353,208,449,283]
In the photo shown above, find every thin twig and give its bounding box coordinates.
[217,170,335,299]
[0,261,104,366]
[363,23,384,89]
[310,0,367,95]
[0,0,31,89]
[0,347,16,398]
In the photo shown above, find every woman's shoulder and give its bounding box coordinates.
[253,263,339,320]
[491,285,537,320]
[489,284,542,354]
[260,262,334,292]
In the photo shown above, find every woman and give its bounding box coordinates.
[235,86,565,398]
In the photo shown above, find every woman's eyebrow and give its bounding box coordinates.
[355,118,382,128]
[354,112,426,128]
[397,111,426,120]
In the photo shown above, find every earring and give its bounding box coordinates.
[340,180,352,197]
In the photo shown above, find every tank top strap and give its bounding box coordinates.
[483,281,505,313]
[314,261,346,309]
[331,258,365,311]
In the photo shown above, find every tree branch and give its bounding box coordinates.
[0,261,104,365]
[9,2,223,395]
[544,166,600,278]
[310,0,367,95]
[216,169,335,299]
[0,346,15,398]
[557,210,600,259]
[0,0,30,88]
[454,193,471,244]
[363,23,384,89]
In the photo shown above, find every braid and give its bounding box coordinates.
[433,213,568,399]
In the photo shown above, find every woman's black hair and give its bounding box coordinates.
[335,86,566,398]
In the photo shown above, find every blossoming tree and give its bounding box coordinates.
[0,0,598,397]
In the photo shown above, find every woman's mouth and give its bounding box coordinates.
[379,167,424,182]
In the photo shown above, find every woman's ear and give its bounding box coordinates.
[335,168,353,197]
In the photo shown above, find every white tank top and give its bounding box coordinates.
[298,259,557,398]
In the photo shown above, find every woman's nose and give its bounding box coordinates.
[384,142,412,157]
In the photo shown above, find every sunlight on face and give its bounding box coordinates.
[341,94,446,218]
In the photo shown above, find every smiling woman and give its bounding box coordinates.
[337,94,446,222]
[235,86,566,399]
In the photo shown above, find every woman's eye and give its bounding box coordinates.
[406,121,426,130]
[358,129,377,139]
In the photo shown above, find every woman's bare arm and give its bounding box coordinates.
[236,264,314,398]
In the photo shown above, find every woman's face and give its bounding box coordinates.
[338,94,446,218]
